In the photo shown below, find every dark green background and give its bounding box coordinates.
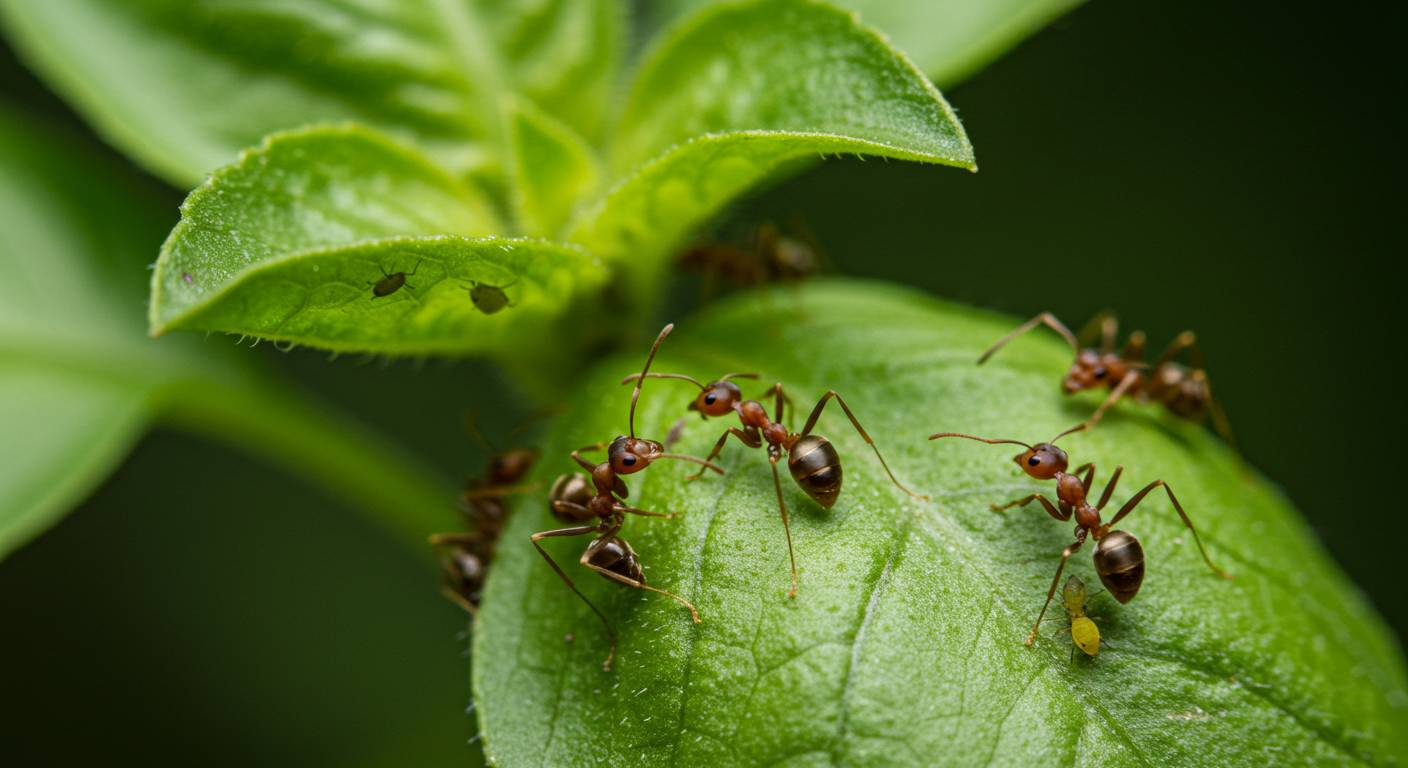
[2,0,1403,764]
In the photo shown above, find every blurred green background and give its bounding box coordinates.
[2,0,1403,764]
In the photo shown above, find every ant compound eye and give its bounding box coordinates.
[704,393,717,405]
[1094,367,1108,378]
[1028,456,1041,466]
[622,455,637,467]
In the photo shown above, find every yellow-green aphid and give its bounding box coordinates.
[1061,574,1100,657]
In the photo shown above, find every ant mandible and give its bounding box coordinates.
[930,423,1231,646]
[978,312,1234,445]
[427,416,541,613]
[531,324,723,671]
[622,367,927,598]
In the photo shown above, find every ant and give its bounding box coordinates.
[678,221,823,297]
[465,279,517,315]
[930,423,1231,646]
[978,312,1234,446]
[531,324,724,671]
[427,416,541,613]
[368,260,421,298]
[622,369,927,598]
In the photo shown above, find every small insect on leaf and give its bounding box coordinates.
[370,260,421,298]
[466,280,516,314]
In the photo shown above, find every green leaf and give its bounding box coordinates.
[572,0,974,288]
[646,0,1085,87]
[507,98,602,239]
[474,281,1408,766]
[0,108,455,560]
[150,124,606,354]
[480,0,623,142]
[0,0,622,186]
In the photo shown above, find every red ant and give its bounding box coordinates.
[930,423,1232,646]
[427,417,541,613]
[978,312,1234,445]
[533,324,723,671]
[622,369,927,598]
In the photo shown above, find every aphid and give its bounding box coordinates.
[466,279,517,314]
[532,324,723,670]
[428,417,541,613]
[368,260,421,298]
[622,368,927,598]
[978,312,1234,445]
[930,424,1231,645]
[1053,574,1100,659]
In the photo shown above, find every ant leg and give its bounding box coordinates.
[1201,371,1239,449]
[614,503,674,519]
[991,493,1070,521]
[530,524,618,670]
[571,443,609,472]
[664,417,689,451]
[769,454,800,599]
[754,382,794,424]
[439,585,478,615]
[1106,480,1232,579]
[800,391,928,500]
[1071,463,1096,494]
[1154,330,1198,368]
[685,427,759,481]
[978,312,1079,364]
[1121,331,1148,361]
[1026,535,1086,646]
[459,482,541,500]
[580,553,702,625]
[429,532,485,547]
[1095,465,1124,510]
[1082,370,1141,430]
[1076,311,1119,354]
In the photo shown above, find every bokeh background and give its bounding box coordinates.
[2,0,1403,764]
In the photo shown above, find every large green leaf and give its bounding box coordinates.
[572,0,974,291]
[507,98,602,239]
[0,0,621,186]
[646,0,1085,87]
[0,109,455,560]
[150,125,606,355]
[474,281,1408,766]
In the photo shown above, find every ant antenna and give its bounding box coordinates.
[463,412,497,453]
[657,453,725,475]
[619,372,706,389]
[1048,423,1088,444]
[929,432,1034,449]
[629,324,673,438]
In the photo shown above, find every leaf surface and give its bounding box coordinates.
[646,0,1085,86]
[0,0,621,185]
[150,125,606,354]
[474,280,1408,767]
[573,0,975,290]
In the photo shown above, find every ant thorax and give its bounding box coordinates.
[1062,349,1134,394]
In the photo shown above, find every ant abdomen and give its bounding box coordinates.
[1093,530,1145,603]
[548,473,595,522]
[586,536,644,583]
[787,434,842,508]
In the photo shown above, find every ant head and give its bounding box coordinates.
[1062,349,1112,394]
[689,380,742,418]
[1013,442,1068,479]
[489,448,537,485]
[607,435,664,475]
